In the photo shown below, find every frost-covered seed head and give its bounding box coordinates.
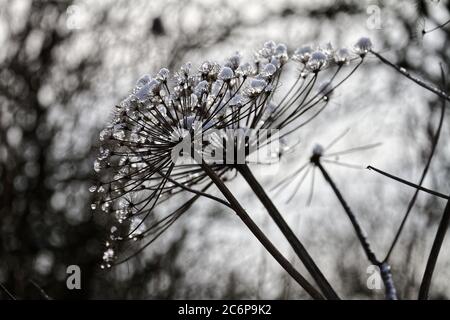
[194,80,209,97]
[246,78,268,96]
[102,248,115,263]
[134,80,161,101]
[225,52,241,70]
[156,68,170,82]
[199,61,221,78]
[262,63,277,78]
[256,41,288,67]
[312,144,324,157]
[218,66,234,81]
[275,43,288,63]
[292,46,313,63]
[136,74,152,87]
[236,62,254,77]
[258,41,277,59]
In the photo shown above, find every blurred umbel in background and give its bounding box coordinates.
[0,0,449,299]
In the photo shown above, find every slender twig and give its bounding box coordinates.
[367,166,449,200]
[236,164,339,300]
[313,159,397,299]
[418,199,450,299]
[370,50,450,103]
[0,282,16,300]
[385,65,447,262]
[200,161,325,300]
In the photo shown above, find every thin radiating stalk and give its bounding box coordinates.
[370,50,450,103]
[200,161,325,300]
[419,199,450,300]
[236,164,339,300]
[313,159,397,300]
[367,166,449,200]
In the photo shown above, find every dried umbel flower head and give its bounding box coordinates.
[92,39,366,267]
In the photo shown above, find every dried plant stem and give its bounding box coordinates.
[424,19,450,34]
[237,164,339,300]
[370,50,450,103]
[418,199,450,300]
[314,160,397,300]
[200,161,324,300]
[315,162,378,263]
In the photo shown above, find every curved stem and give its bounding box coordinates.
[315,161,379,265]
[236,164,339,300]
